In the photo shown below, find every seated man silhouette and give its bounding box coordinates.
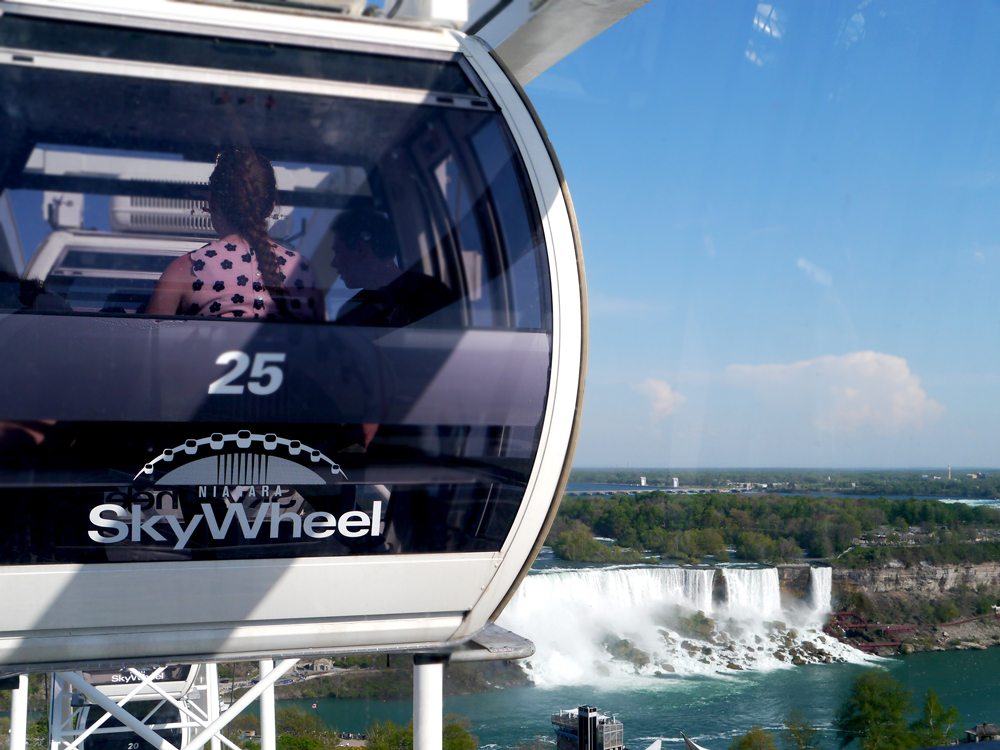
[329,209,464,552]
[331,208,460,328]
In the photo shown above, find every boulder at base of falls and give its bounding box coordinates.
[603,637,651,670]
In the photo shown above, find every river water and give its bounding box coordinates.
[287,649,1000,750]
[280,561,1000,750]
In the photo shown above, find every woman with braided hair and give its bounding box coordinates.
[148,147,320,320]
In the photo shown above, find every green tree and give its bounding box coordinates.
[366,720,413,750]
[365,717,477,750]
[443,716,478,750]
[552,521,600,560]
[777,537,805,561]
[834,671,912,750]
[931,600,960,623]
[277,737,322,750]
[223,712,261,741]
[782,711,819,750]
[276,707,327,737]
[736,531,777,562]
[909,689,960,747]
[27,719,47,750]
[551,520,643,563]
[729,726,778,750]
[275,707,337,750]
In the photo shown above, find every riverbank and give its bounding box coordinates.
[241,659,531,704]
[762,561,1000,656]
[826,605,1000,656]
[279,648,1000,750]
[827,562,1000,655]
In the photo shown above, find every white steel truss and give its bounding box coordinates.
[47,660,298,750]
[2,626,534,750]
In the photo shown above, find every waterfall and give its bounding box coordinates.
[722,567,782,619]
[660,566,716,614]
[810,566,833,614]
[497,565,866,687]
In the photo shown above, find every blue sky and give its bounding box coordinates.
[523,1,1000,468]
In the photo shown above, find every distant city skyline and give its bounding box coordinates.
[525,0,1000,468]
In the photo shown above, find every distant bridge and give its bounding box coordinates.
[564,486,743,497]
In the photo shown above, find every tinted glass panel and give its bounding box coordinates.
[0,16,479,95]
[81,703,182,750]
[0,17,551,564]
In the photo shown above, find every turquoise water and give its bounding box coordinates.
[281,648,1000,749]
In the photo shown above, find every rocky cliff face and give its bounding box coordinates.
[777,565,811,597]
[778,561,1000,653]
[833,561,1000,595]
[776,561,1000,598]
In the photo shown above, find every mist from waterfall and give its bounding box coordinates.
[497,565,866,687]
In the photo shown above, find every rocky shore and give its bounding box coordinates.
[780,562,1000,656]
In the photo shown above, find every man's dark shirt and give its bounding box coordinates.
[335,270,461,328]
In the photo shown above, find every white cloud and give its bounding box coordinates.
[837,11,866,49]
[970,242,1000,263]
[796,257,833,287]
[726,351,943,433]
[634,378,687,418]
[589,293,657,317]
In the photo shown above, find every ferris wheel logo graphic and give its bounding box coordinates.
[135,430,348,486]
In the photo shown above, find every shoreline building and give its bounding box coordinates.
[551,706,625,750]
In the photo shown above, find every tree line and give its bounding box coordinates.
[219,707,477,750]
[548,491,1000,565]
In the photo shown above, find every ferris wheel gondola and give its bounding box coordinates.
[0,0,585,672]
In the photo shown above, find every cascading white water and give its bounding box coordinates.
[722,567,782,619]
[662,566,716,614]
[497,565,867,687]
[810,566,833,614]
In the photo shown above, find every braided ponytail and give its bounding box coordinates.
[209,147,288,304]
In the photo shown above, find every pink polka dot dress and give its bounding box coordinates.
[183,235,319,320]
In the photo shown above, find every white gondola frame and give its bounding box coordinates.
[0,0,585,670]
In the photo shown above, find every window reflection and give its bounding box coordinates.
[146,147,322,321]
[0,19,553,563]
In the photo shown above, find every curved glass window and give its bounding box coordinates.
[0,15,552,563]
[79,703,182,750]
